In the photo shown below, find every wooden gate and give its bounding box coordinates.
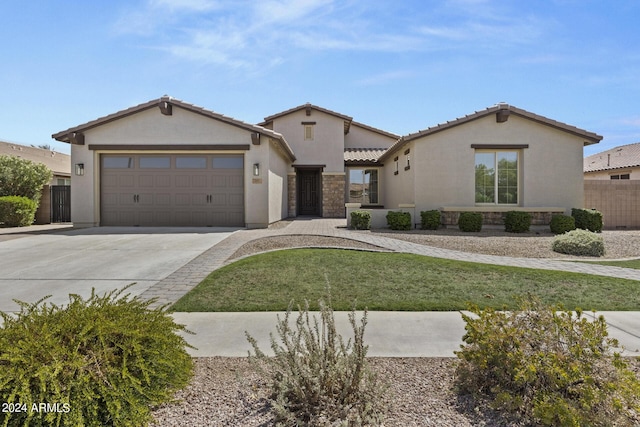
[51,185,71,223]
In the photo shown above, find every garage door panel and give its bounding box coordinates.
[155,193,172,205]
[139,175,154,187]
[119,175,135,187]
[155,175,171,187]
[175,175,191,187]
[191,175,208,187]
[228,175,243,188]
[101,154,244,227]
[228,194,244,206]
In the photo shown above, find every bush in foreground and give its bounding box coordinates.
[572,208,603,233]
[0,195,37,227]
[246,298,387,426]
[504,211,531,233]
[350,210,371,230]
[458,212,482,232]
[386,211,411,230]
[550,214,576,235]
[455,297,640,426]
[0,287,194,427]
[420,210,441,230]
[552,228,605,257]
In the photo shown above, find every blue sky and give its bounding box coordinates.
[1,0,639,156]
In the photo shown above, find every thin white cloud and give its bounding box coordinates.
[114,0,553,70]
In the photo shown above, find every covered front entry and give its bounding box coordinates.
[296,168,321,216]
[100,154,244,226]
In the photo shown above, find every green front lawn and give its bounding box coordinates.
[171,249,640,312]
[578,259,640,270]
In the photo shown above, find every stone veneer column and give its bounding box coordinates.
[322,173,346,218]
[287,173,296,217]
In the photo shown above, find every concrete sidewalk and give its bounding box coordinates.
[171,310,640,358]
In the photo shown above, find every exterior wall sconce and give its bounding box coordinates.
[75,163,85,176]
[253,163,260,176]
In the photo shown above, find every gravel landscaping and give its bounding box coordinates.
[371,228,640,259]
[153,226,640,425]
[152,357,640,426]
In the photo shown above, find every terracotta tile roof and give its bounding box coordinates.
[584,142,640,172]
[344,148,387,164]
[0,140,70,176]
[379,103,603,162]
[52,96,296,162]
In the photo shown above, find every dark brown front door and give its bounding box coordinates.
[297,169,321,215]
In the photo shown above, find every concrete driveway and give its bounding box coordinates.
[0,227,238,312]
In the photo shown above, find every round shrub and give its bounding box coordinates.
[550,214,576,234]
[571,208,603,233]
[552,229,605,257]
[420,210,441,230]
[350,210,371,230]
[456,297,640,426]
[458,212,482,232]
[504,211,531,233]
[386,211,411,230]
[0,287,194,427]
[0,195,37,227]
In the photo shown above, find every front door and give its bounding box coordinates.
[297,169,321,215]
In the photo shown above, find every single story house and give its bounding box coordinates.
[52,97,602,228]
[584,142,640,180]
[0,141,71,224]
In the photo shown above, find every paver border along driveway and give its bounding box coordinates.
[0,227,238,312]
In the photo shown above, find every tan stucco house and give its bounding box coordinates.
[52,97,601,228]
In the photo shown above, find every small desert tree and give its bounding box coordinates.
[0,155,52,202]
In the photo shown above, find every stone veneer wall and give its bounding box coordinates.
[287,174,296,217]
[322,173,346,218]
[442,210,564,226]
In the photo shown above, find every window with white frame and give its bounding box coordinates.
[475,151,518,204]
[349,168,379,204]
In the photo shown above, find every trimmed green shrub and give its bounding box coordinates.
[246,298,387,426]
[550,214,576,235]
[0,286,194,427]
[386,211,411,230]
[456,296,640,426]
[0,155,52,202]
[504,211,531,233]
[0,195,37,227]
[552,228,605,257]
[420,210,441,230]
[458,212,482,232]
[572,208,603,232]
[350,210,371,230]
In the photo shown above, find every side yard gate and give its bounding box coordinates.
[51,185,71,223]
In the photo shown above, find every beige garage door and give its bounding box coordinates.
[101,154,244,226]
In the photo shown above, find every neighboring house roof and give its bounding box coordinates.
[378,103,603,162]
[261,103,353,135]
[0,140,70,176]
[52,96,296,162]
[584,142,640,173]
[344,148,387,166]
